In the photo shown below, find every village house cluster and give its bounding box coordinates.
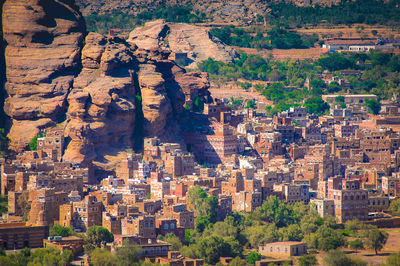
[2,87,400,264]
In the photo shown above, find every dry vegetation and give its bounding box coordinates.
[297,24,400,40]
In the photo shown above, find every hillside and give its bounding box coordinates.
[77,0,343,24]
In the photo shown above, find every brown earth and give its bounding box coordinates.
[236,47,328,61]
[312,228,400,265]
[297,24,400,40]
[209,80,272,106]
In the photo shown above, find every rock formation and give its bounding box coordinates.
[1,0,211,166]
[63,34,137,164]
[2,0,86,151]
[128,20,238,68]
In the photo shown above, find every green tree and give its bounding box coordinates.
[244,224,280,248]
[365,99,381,115]
[309,79,325,90]
[229,256,247,266]
[305,226,346,251]
[335,96,345,103]
[85,226,114,252]
[349,239,364,252]
[388,199,400,216]
[254,196,295,227]
[115,242,141,265]
[318,53,354,71]
[304,97,330,116]
[163,233,182,251]
[28,136,39,151]
[328,82,341,93]
[345,219,364,233]
[193,96,204,112]
[389,55,400,72]
[364,228,388,255]
[246,252,262,265]
[28,247,72,266]
[187,186,218,232]
[61,249,73,265]
[28,133,45,151]
[90,248,117,266]
[323,249,366,266]
[370,51,391,66]
[279,224,303,241]
[298,254,317,266]
[246,100,257,109]
[50,224,73,237]
[198,236,232,264]
[180,244,199,259]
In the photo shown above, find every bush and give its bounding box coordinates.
[348,239,364,251]
[298,254,317,266]
[246,252,262,265]
[85,226,114,252]
[304,97,330,116]
[323,249,366,266]
[50,225,73,237]
[365,99,381,115]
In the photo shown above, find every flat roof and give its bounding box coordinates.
[0,222,46,229]
[265,241,306,246]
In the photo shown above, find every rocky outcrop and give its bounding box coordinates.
[64,35,137,164]
[128,20,169,50]
[138,63,172,137]
[1,0,211,166]
[2,0,85,151]
[128,20,238,68]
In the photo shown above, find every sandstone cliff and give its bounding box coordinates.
[2,0,86,151]
[1,0,211,166]
[128,20,238,68]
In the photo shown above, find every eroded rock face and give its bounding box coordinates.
[2,0,85,150]
[128,20,238,68]
[138,63,172,137]
[64,36,137,164]
[2,1,212,166]
[63,34,205,164]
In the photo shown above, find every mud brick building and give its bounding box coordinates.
[156,219,185,241]
[310,198,335,218]
[28,188,69,226]
[37,128,64,162]
[259,241,307,257]
[59,195,102,231]
[232,191,262,212]
[327,178,369,223]
[121,215,156,238]
[162,204,194,229]
[0,222,48,250]
[184,123,239,166]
